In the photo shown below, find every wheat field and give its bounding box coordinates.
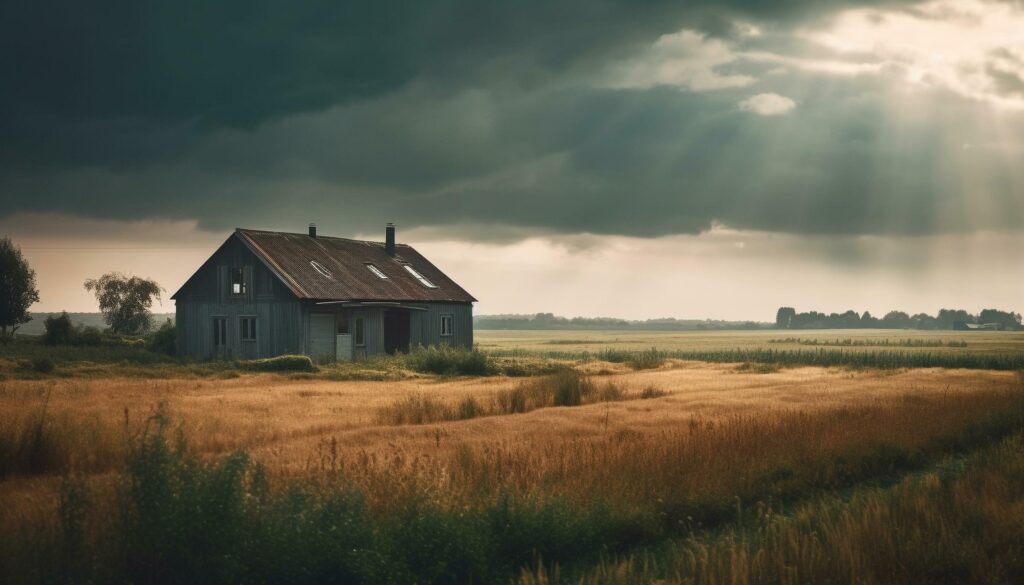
[2,331,1024,583]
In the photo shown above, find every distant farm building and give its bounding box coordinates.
[171,224,475,361]
[952,321,1003,331]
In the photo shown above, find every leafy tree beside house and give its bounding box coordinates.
[0,236,40,337]
[84,273,163,335]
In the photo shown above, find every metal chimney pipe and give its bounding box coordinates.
[308,223,317,238]
[385,223,396,256]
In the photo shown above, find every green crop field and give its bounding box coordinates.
[477,328,1024,356]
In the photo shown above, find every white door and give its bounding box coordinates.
[336,334,352,361]
[309,313,336,363]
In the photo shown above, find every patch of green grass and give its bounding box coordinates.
[403,345,499,376]
[240,354,318,372]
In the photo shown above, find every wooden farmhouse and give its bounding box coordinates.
[171,224,475,361]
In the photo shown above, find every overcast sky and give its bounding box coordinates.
[2,0,1022,319]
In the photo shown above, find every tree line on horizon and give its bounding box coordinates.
[775,307,1023,330]
[474,313,770,331]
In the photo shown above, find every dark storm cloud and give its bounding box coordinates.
[2,0,1021,240]
[4,68,1022,238]
[0,0,910,141]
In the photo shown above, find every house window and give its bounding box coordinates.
[212,317,227,347]
[440,314,453,337]
[239,317,257,342]
[230,267,247,296]
[366,263,388,279]
[354,317,365,347]
[310,260,332,279]
[337,316,349,335]
[403,264,437,288]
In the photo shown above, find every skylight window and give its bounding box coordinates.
[310,260,332,279]
[403,264,437,288]
[366,264,388,279]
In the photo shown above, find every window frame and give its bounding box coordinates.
[354,316,366,347]
[440,314,454,337]
[402,264,437,288]
[229,267,247,296]
[310,260,333,279]
[239,316,257,343]
[212,316,228,347]
[365,263,388,279]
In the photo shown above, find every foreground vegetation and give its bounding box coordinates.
[527,433,1024,584]
[2,383,1023,583]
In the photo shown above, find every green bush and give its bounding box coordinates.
[404,345,497,376]
[241,355,317,372]
[146,319,176,356]
[627,348,665,370]
[73,326,104,346]
[42,312,74,346]
[31,357,55,373]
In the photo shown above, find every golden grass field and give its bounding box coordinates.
[2,329,1024,583]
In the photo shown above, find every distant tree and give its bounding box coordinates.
[0,236,40,337]
[860,311,878,328]
[978,309,1023,330]
[84,273,163,335]
[911,313,937,330]
[43,311,74,345]
[775,307,796,329]
[839,310,861,328]
[881,311,911,329]
[936,308,974,329]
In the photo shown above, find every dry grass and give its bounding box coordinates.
[1,363,1022,583]
[530,434,1024,585]
[0,365,1018,482]
[375,370,660,425]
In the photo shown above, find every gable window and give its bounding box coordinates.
[212,317,227,347]
[440,314,453,337]
[403,264,437,288]
[230,267,247,296]
[310,260,332,279]
[366,263,388,279]
[239,316,257,342]
[354,317,365,347]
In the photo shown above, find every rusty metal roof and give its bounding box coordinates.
[235,228,476,303]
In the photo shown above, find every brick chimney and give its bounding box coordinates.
[308,223,317,238]
[385,223,396,256]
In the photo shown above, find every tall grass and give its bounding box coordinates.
[375,370,658,425]
[403,345,498,376]
[538,434,1024,585]
[770,336,970,348]
[4,388,1024,584]
[492,347,1024,370]
[594,347,665,369]
[0,400,125,477]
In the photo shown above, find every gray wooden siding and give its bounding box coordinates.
[176,299,302,359]
[175,237,302,359]
[409,302,473,349]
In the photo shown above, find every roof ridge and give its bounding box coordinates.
[235,227,410,247]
